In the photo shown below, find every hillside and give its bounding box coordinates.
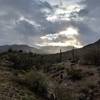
[55,39,100,64]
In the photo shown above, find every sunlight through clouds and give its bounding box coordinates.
[46,0,85,22]
[38,27,82,48]
[0,0,99,52]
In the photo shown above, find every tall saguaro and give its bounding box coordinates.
[59,49,62,62]
[72,46,75,62]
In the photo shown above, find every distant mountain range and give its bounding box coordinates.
[0,39,100,54]
[0,44,74,54]
[40,46,73,54]
[0,45,45,54]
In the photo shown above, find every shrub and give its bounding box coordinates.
[7,53,34,70]
[54,85,77,100]
[8,48,13,52]
[17,70,49,99]
[67,68,83,81]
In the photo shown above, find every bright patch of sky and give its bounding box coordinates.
[38,27,82,48]
[39,0,85,47]
[46,0,85,22]
[0,0,99,51]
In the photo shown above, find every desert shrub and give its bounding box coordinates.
[7,53,35,70]
[4,52,49,70]
[8,48,13,52]
[85,71,94,77]
[54,85,77,100]
[78,82,98,100]
[79,86,96,100]
[67,68,83,81]
[16,70,49,99]
[22,95,37,100]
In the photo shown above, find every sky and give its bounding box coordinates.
[0,0,100,49]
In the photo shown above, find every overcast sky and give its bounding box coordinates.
[0,0,100,48]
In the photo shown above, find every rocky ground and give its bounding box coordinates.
[0,66,42,100]
[0,56,100,100]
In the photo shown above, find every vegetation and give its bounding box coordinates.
[54,85,77,100]
[82,49,100,65]
[0,47,100,100]
[14,70,50,99]
[67,68,83,81]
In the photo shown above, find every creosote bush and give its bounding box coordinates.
[67,68,83,81]
[54,85,77,100]
[16,70,50,99]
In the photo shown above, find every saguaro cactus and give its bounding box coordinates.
[59,49,62,62]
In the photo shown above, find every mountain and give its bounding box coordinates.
[0,45,75,54]
[83,39,100,49]
[0,44,45,54]
[78,39,100,55]
[0,39,100,55]
[59,39,100,63]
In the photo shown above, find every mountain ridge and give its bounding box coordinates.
[0,39,100,54]
[0,44,45,54]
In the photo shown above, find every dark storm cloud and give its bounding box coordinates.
[41,0,100,46]
[79,0,100,18]
[0,0,72,46]
[41,20,71,34]
[77,0,100,43]
[15,20,39,36]
[81,0,100,10]
[0,0,54,45]
[72,22,99,44]
[0,0,99,48]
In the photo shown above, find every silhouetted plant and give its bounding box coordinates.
[8,48,13,52]
[18,71,49,98]
[67,68,83,81]
[19,50,23,53]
